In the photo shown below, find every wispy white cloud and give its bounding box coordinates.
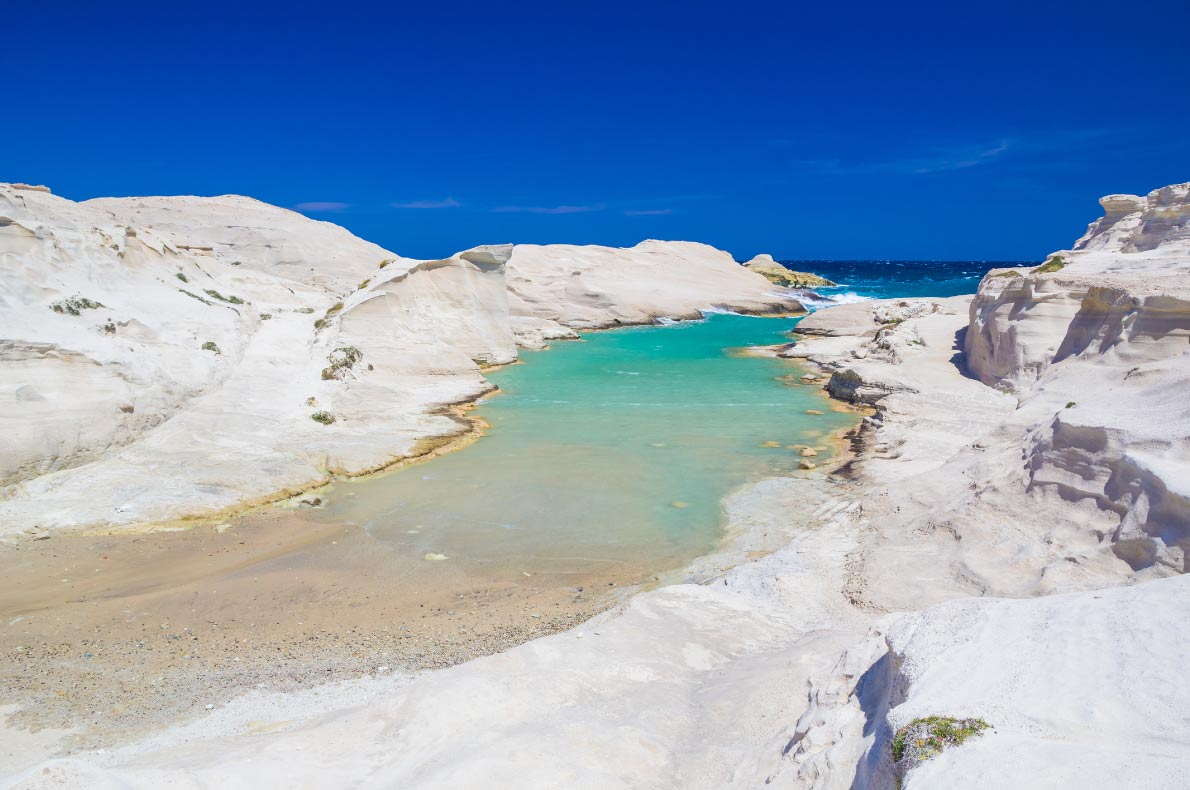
[294,201,349,212]
[799,139,1013,176]
[491,204,605,215]
[798,129,1124,178]
[391,198,462,209]
[911,140,1010,174]
[624,208,673,216]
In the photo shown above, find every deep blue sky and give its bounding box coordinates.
[8,0,1189,261]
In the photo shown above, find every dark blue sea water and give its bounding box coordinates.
[777,260,1028,303]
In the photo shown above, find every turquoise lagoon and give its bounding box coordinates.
[313,313,856,577]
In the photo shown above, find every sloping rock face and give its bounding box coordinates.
[506,241,803,336]
[855,575,1190,789]
[0,186,515,534]
[743,254,836,288]
[6,185,1190,790]
[0,188,798,535]
[965,183,1190,573]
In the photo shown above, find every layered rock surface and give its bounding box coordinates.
[6,184,1188,790]
[0,186,795,535]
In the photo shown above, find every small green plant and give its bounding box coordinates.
[1066,401,1076,408]
[1035,256,1066,274]
[201,341,221,354]
[103,320,116,335]
[204,289,245,305]
[892,716,990,766]
[314,302,345,331]
[260,312,273,321]
[295,306,315,314]
[990,269,1023,278]
[49,295,104,316]
[378,259,392,269]
[179,289,213,305]
[175,272,189,283]
[321,346,364,380]
[310,411,336,425]
[357,278,371,290]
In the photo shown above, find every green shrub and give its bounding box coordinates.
[892,716,990,766]
[1066,401,1076,408]
[49,295,104,316]
[201,341,220,354]
[378,259,392,269]
[310,411,336,425]
[989,269,1023,278]
[321,346,364,380]
[175,272,189,283]
[314,302,345,331]
[1035,256,1066,274]
[358,278,371,290]
[204,289,245,305]
[295,307,315,314]
[260,312,273,321]
[179,289,213,306]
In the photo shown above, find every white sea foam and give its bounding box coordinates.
[799,290,871,308]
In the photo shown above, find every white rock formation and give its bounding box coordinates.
[0,186,795,535]
[5,183,1188,790]
[506,241,800,339]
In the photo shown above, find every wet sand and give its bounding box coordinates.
[0,509,654,750]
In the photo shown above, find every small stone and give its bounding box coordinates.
[798,460,817,470]
[761,440,782,448]
[799,447,818,457]
[670,500,689,508]
[805,409,825,415]
[424,553,449,561]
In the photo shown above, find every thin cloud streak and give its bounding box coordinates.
[797,128,1124,178]
[294,201,349,212]
[624,208,673,216]
[391,198,461,209]
[491,204,605,214]
[798,139,1012,176]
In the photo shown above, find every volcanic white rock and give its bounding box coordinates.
[4,183,1189,790]
[0,186,796,535]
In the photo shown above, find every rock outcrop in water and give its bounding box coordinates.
[505,242,803,345]
[0,185,798,534]
[743,253,837,288]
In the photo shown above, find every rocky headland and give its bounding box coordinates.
[2,183,1188,788]
[0,184,800,537]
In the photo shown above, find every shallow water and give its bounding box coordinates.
[312,313,855,577]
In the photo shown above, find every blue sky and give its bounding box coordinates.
[8,0,1189,260]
